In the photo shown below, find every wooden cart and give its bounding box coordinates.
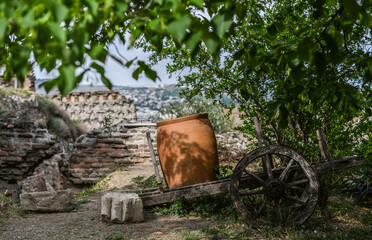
[140,117,365,227]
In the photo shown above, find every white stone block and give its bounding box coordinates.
[101,192,144,223]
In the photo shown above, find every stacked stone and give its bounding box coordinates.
[48,91,137,131]
[69,125,157,185]
[216,132,252,162]
[0,118,61,182]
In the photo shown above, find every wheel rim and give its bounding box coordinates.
[230,145,319,227]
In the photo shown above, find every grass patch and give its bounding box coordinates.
[125,175,161,192]
[154,193,239,222]
[0,191,25,219]
[176,229,201,240]
[105,235,128,240]
[0,87,33,98]
[72,198,90,209]
[72,187,96,209]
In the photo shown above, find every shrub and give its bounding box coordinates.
[42,100,84,140]
[152,96,233,134]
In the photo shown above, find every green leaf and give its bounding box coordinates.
[365,107,372,117]
[114,2,129,15]
[47,22,66,43]
[203,33,219,54]
[361,11,372,28]
[278,105,288,128]
[21,10,35,28]
[267,24,277,36]
[89,45,105,59]
[368,61,372,75]
[167,15,191,42]
[83,0,99,16]
[0,17,7,42]
[52,2,68,22]
[132,66,143,80]
[138,61,158,81]
[240,88,251,101]
[298,38,316,62]
[59,65,76,96]
[275,22,285,34]
[40,79,58,93]
[91,62,105,75]
[125,58,137,68]
[190,0,204,9]
[101,75,113,89]
[148,18,166,33]
[327,28,344,47]
[185,31,202,52]
[213,13,233,39]
[314,52,326,76]
[233,49,245,60]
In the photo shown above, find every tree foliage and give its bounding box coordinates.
[144,0,372,161]
[0,0,236,95]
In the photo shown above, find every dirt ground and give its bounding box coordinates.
[0,191,225,240]
[0,164,225,240]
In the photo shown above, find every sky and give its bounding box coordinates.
[33,36,179,87]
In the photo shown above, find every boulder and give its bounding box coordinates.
[18,153,70,193]
[20,190,73,212]
[101,192,144,223]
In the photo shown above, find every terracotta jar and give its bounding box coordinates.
[156,113,219,189]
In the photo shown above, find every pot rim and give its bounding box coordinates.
[156,113,209,127]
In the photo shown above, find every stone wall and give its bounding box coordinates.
[0,90,43,120]
[48,91,137,131]
[69,123,156,184]
[0,118,62,183]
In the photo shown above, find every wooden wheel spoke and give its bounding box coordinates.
[244,169,265,185]
[280,156,288,167]
[263,155,274,179]
[279,158,295,180]
[256,199,267,217]
[285,193,307,206]
[239,189,264,196]
[275,201,283,223]
[289,186,305,191]
[286,179,309,187]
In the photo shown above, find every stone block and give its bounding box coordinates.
[20,190,73,212]
[101,192,144,223]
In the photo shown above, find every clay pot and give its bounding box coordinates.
[156,113,218,189]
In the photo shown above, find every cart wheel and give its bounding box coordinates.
[230,145,319,227]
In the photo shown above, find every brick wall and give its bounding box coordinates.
[48,91,137,131]
[68,122,251,185]
[69,123,157,184]
[0,118,62,182]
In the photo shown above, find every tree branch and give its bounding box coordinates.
[316,6,344,43]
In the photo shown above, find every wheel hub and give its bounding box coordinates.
[264,178,285,201]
